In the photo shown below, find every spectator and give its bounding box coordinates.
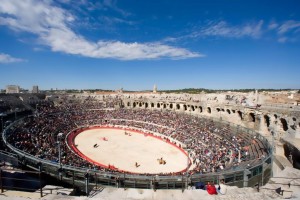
[206,182,218,195]
[217,179,227,195]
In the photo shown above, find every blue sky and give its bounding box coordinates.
[0,0,300,91]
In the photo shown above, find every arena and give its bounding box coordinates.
[0,91,299,199]
[70,127,189,174]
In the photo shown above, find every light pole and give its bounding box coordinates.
[57,133,64,168]
[14,108,19,121]
[35,104,39,116]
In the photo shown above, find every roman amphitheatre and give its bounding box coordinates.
[0,89,300,200]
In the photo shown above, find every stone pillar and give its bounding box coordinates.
[243,169,251,187]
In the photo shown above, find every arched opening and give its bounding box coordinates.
[191,105,195,111]
[283,143,300,169]
[280,118,288,131]
[183,105,187,111]
[139,102,142,107]
[157,103,160,108]
[283,144,291,163]
[133,102,136,108]
[176,104,180,110]
[232,110,236,113]
[221,109,225,112]
[151,103,154,108]
[170,104,173,109]
[293,117,296,121]
[226,109,231,114]
[264,115,270,127]
[274,114,278,119]
[207,107,211,114]
[127,102,131,107]
[249,113,255,122]
[199,106,203,113]
[238,111,243,120]
[145,103,148,108]
[163,104,166,109]
[216,108,221,112]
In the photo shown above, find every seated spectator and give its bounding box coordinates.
[206,182,218,195]
[195,182,206,190]
[217,179,227,195]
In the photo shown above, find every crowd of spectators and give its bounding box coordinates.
[4,96,266,175]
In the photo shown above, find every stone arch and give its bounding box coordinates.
[145,103,148,108]
[127,102,131,107]
[264,115,270,127]
[170,104,173,109]
[199,106,203,113]
[280,118,288,131]
[274,114,278,119]
[183,105,187,111]
[176,104,180,110]
[157,103,160,108]
[191,105,195,111]
[232,109,236,113]
[163,104,167,109]
[249,113,255,122]
[207,107,211,114]
[216,108,221,112]
[139,102,142,107]
[293,117,296,121]
[226,109,231,114]
[221,108,225,112]
[238,111,243,120]
[133,102,136,108]
[151,103,154,108]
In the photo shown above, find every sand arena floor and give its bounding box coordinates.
[73,128,189,174]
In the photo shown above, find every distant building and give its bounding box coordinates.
[153,84,157,93]
[115,88,123,94]
[32,85,39,93]
[6,85,20,94]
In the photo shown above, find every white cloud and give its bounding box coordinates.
[267,20,300,43]
[0,53,25,63]
[0,0,201,60]
[268,21,278,30]
[164,20,264,43]
[102,0,131,17]
[278,20,300,34]
[199,20,264,39]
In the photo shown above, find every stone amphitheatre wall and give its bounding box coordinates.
[117,92,300,140]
